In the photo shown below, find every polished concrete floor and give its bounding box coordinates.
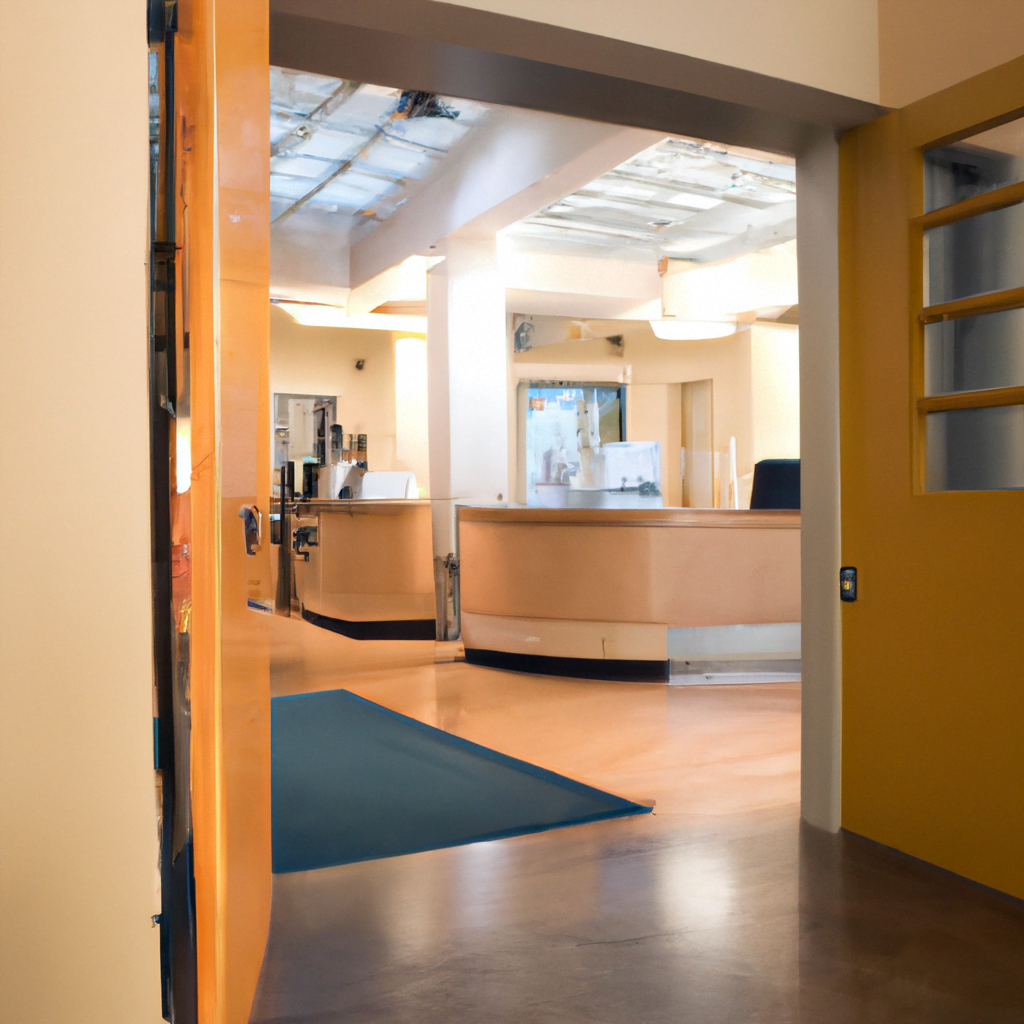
[252,617,1024,1023]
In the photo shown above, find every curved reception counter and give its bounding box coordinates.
[292,499,436,640]
[457,506,801,681]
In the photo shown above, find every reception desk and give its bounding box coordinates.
[293,499,435,640]
[458,506,800,680]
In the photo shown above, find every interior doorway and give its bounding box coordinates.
[260,55,809,992]
[264,2,868,837]
[252,28,833,1024]
[162,4,888,1019]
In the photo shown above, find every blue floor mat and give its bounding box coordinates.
[272,688,650,873]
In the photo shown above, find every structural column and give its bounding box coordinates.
[427,236,510,636]
[796,128,843,832]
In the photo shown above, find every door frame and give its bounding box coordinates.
[268,0,885,831]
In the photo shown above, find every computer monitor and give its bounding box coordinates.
[749,459,800,510]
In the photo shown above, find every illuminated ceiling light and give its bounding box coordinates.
[275,302,427,333]
[649,319,741,341]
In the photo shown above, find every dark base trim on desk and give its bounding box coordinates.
[465,648,670,682]
[302,608,436,641]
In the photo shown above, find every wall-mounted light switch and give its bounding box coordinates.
[840,566,857,602]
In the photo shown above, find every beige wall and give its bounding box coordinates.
[515,321,763,506]
[440,0,881,102]
[751,324,801,463]
[627,383,684,507]
[515,321,800,508]
[879,0,1024,107]
[270,305,430,481]
[0,2,162,1022]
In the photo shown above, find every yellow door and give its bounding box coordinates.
[840,57,1024,898]
[176,1,273,1021]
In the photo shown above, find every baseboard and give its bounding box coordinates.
[465,647,670,682]
[301,607,436,641]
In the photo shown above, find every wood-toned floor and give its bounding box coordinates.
[252,616,1024,1024]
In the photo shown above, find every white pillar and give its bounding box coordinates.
[427,237,510,634]
[797,129,843,832]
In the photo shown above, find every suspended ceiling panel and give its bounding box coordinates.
[500,137,796,265]
[270,67,489,240]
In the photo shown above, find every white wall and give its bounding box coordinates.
[438,0,881,103]
[0,2,162,1022]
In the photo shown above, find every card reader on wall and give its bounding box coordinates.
[840,566,857,602]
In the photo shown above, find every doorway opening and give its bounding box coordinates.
[264,63,803,894]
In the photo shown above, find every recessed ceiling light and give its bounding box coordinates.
[649,319,741,341]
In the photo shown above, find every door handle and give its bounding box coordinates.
[238,504,262,556]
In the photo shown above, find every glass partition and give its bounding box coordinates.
[924,307,1024,395]
[925,405,1024,491]
[924,201,1024,305]
[523,383,623,506]
[924,116,1024,213]
[520,382,662,507]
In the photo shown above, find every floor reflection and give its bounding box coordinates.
[254,617,1024,1024]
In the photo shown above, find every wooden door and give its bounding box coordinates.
[176,1,273,1020]
[840,56,1024,899]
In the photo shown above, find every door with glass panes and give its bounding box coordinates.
[839,55,1024,900]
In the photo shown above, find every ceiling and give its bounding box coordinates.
[500,137,796,265]
[269,68,797,322]
[270,67,489,240]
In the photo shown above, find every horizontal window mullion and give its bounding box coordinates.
[915,179,1024,231]
[918,385,1024,414]
[920,285,1024,324]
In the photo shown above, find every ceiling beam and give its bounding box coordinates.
[269,0,886,159]
[347,107,660,287]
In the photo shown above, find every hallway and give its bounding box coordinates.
[252,620,1024,1023]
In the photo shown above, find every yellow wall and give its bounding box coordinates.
[878,0,1024,107]
[839,58,1024,900]
[440,0,881,102]
[0,2,162,1022]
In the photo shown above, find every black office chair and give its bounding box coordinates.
[749,459,800,509]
